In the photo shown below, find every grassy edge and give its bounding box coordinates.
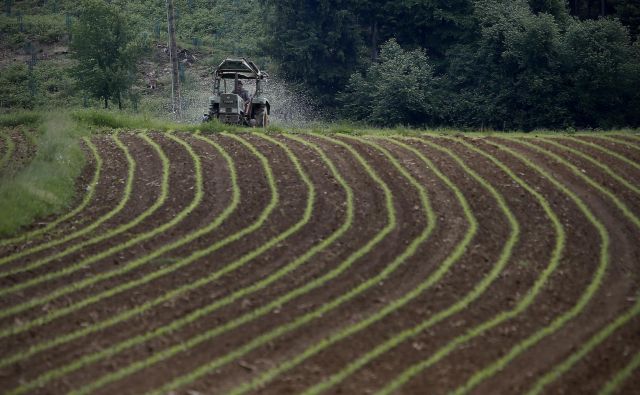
[0,112,87,238]
[71,109,640,137]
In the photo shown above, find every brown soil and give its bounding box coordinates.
[0,128,37,179]
[0,135,129,257]
[0,132,638,395]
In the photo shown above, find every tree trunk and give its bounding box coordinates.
[166,0,181,118]
[371,20,378,61]
[601,0,605,16]
[104,96,108,109]
[118,93,122,110]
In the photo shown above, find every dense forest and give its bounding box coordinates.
[266,0,640,129]
[1,0,639,130]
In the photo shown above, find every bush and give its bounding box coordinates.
[339,39,440,126]
[560,18,640,128]
[0,64,35,109]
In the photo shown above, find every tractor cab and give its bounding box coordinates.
[203,57,270,127]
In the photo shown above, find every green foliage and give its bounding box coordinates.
[70,0,141,109]
[0,112,87,237]
[0,14,67,47]
[528,0,570,22]
[560,17,640,127]
[0,64,34,109]
[264,0,364,104]
[339,39,439,126]
[335,0,640,129]
[613,0,640,36]
[0,111,41,127]
[0,61,84,110]
[356,0,477,61]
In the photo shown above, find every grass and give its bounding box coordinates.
[0,112,86,237]
[0,133,205,337]
[0,132,134,266]
[71,109,285,134]
[0,111,42,128]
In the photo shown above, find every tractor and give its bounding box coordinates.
[202,57,270,127]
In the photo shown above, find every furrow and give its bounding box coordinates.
[228,134,479,395]
[554,136,640,172]
[600,345,640,395]
[373,136,564,395]
[0,132,202,335]
[58,132,315,395]
[528,297,640,395]
[449,137,611,395]
[1,132,277,394]
[0,133,169,284]
[0,132,136,268]
[0,136,102,248]
[531,137,640,196]
[76,133,398,395]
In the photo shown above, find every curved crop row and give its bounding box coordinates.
[300,135,522,395]
[77,134,399,395]
[0,133,136,268]
[0,133,240,376]
[0,136,102,248]
[614,133,640,142]
[600,343,640,395]
[0,133,170,285]
[60,132,323,395]
[3,132,287,395]
[515,137,640,394]
[554,136,640,173]
[606,135,640,151]
[534,137,640,196]
[448,137,613,395]
[4,131,638,394]
[369,136,564,395]
[228,135,482,395]
[0,133,207,335]
[225,135,448,395]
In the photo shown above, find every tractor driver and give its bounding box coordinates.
[233,80,251,103]
[233,80,251,114]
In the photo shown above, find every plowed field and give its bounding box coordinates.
[1,131,639,395]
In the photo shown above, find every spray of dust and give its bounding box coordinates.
[176,74,324,128]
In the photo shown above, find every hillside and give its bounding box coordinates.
[0,0,271,120]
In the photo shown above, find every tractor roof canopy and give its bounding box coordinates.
[215,57,268,80]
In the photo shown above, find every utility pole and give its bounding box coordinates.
[166,0,181,117]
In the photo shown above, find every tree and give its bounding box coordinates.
[528,0,570,22]
[560,17,639,127]
[339,39,440,126]
[264,0,363,104]
[70,0,140,109]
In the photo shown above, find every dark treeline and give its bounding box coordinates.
[264,0,640,129]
